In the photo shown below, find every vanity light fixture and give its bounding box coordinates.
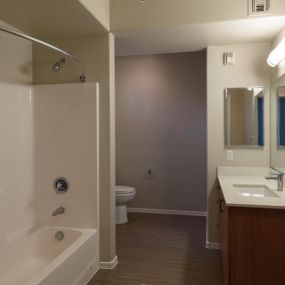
[267,38,285,67]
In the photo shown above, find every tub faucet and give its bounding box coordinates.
[265,168,284,191]
[52,207,65,216]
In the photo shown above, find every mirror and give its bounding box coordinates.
[277,86,285,147]
[271,74,285,170]
[224,87,264,148]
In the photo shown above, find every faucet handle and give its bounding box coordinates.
[271,167,284,175]
[265,175,278,180]
[268,168,284,191]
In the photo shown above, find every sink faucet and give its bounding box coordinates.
[265,168,284,191]
[52,206,65,216]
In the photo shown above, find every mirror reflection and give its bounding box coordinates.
[224,87,264,148]
[271,74,285,170]
[277,86,285,147]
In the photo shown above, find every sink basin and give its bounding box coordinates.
[233,184,279,198]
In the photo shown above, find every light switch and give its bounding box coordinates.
[226,150,234,161]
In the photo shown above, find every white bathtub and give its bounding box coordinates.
[0,227,99,285]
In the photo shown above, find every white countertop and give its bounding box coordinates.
[218,167,285,209]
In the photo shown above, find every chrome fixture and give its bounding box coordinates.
[55,231,64,241]
[52,207,65,216]
[52,58,66,72]
[265,168,284,191]
[0,26,86,82]
[54,177,69,193]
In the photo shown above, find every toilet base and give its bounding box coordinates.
[116,204,128,224]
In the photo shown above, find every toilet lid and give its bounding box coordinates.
[116,185,136,194]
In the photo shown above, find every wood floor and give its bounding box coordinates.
[89,213,223,285]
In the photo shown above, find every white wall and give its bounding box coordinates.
[116,52,207,212]
[33,35,110,84]
[79,0,110,31]
[0,20,32,83]
[0,80,34,247]
[207,43,271,243]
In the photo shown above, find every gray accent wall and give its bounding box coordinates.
[115,51,207,212]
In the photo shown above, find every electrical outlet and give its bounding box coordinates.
[226,150,234,161]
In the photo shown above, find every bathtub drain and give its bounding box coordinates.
[55,231,64,241]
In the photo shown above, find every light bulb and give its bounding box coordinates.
[267,38,285,67]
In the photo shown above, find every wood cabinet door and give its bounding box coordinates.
[219,199,229,285]
[229,207,285,285]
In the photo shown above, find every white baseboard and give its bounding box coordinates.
[206,241,220,250]
[128,207,207,217]
[99,256,118,270]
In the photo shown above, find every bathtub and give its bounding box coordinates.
[0,227,99,285]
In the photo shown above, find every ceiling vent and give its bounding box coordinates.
[249,0,271,16]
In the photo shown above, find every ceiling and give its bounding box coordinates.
[111,0,285,31]
[0,0,106,37]
[0,0,284,57]
[115,16,285,56]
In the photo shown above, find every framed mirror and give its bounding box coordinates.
[224,87,264,148]
[271,74,285,170]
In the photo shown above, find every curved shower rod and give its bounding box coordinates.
[0,26,86,82]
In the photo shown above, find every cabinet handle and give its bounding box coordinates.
[219,199,225,213]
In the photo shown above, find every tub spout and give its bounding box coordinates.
[52,207,65,216]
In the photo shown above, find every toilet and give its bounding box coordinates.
[115,185,136,224]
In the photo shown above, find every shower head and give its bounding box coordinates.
[51,57,86,82]
[52,58,66,72]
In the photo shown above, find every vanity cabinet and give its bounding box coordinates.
[219,192,285,285]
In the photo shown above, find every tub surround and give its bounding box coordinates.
[0,79,34,247]
[0,80,100,285]
[218,166,285,208]
[34,82,99,230]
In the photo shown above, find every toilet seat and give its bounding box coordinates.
[116,185,136,194]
